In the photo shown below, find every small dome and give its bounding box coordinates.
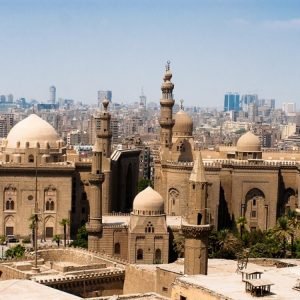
[237,131,261,152]
[173,109,193,136]
[6,114,60,149]
[133,186,164,215]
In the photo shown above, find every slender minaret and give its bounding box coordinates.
[159,61,175,159]
[182,151,213,275]
[98,97,112,158]
[86,138,105,251]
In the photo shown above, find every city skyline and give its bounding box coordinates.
[0,0,299,107]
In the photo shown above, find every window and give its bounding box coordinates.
[45,227,53,238]
[155,249,162,264]
[5,226,13,236]
[28,155,34,163]
[114,242,120,255]
[46,199,55,211]
[251,210,256,218]
[137,249,143,260]
[253,199,256,206]
[180,296,187,300]
[145,222,154,233]
[6,199,14,210]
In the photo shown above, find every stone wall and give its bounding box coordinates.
[123,265,156,294]
[171,278,232,300]
[0,263,29,280]
[37,248,117,267]
[37,270,125,298]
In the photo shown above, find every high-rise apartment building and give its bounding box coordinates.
[224,93,240,112]
[49,86,56,104]
[97,90,112,107]
[282,102,296,116]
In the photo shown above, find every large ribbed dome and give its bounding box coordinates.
[6,114,60,149]
[133,186,164,215]
[237,131,261,152]
[173,109,193,136]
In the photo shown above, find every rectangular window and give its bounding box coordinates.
[46,227,54,238]
[251,210,257,218]
[5,226,13,236]
[180,296,187,300]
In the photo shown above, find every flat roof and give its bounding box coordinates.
[177,259,300,300]
[0,279,82,300]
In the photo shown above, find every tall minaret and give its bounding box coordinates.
[86,139,105,251]
[159,61,175,159]
[98,97,112,158]
[182,151,213,275]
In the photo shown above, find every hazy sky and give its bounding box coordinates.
[0,0,299,108]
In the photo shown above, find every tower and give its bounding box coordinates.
[49,86,56,104]
[182,151,213,275]
[86,138,105,251]
[98,98,112,158]
[159,61,175,160]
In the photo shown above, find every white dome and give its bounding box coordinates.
[133,186,164,215]
[237,131,261,152]
[6,114,60,149]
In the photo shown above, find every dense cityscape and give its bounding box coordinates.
[1,0,300,300]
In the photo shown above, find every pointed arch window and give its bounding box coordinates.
[4,185,17,211]
[44,185,57,212]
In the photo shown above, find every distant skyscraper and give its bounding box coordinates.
[49,86,56,104]
[139,89,147,108]
[282,102,296,116]
[0,95,6,103]
[224,93,240,112]
[241,94,258,112]
[7,94,13,103]
[98,90,112,107]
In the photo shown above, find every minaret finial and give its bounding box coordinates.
[102,97,109,112]
[180,99,184,110]
[166,60,171,71]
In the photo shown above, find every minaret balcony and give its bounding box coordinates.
[159,119,175,126]
[89,173,105,184]
[97,132,112,138]
[182,224,213,239]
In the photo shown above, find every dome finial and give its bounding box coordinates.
[180,99,184,110]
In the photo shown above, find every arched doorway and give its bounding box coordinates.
[244,188,265,231]
[278,188,297,217]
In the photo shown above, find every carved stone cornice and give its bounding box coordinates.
[182,224,213,239]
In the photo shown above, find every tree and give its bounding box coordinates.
[5,244,25,259]
[237,216,247,239]
[272,216,293,258]
[29,214,38,248]
[59,218,70,247]
[287,210,300,256]
[70,225,88,248]
[137,179,152,193]
[172,232,185,258]
[52,234,61,247]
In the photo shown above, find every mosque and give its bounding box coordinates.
[0,100,140,240]
[88,63,300,268]
[1,63,300,275]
